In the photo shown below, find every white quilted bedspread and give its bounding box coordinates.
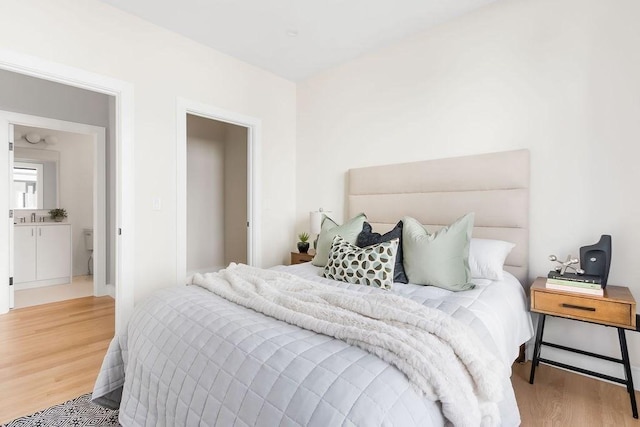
[93,264,532,427]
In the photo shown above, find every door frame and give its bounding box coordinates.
[176,98,262,283]
[0,48,135,332]
[2,111,107,297]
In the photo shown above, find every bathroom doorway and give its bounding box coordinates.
[8,120,108,308]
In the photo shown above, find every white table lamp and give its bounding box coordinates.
[310,208,330,249]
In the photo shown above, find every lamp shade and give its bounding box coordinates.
[310,208,331,235]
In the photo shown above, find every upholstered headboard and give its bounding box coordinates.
[348,149,530,284]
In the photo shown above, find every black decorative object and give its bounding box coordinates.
[579,235,612,286]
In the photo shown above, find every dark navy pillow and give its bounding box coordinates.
[356,221,408,284]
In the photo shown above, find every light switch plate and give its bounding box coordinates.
[152,197,162,211]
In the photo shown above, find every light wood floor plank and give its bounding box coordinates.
[512,361,640,426]
[0,296,114,424]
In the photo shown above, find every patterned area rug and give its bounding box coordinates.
[1,394,119,427]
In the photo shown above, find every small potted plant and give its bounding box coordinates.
[297,232,310,253]
[49,208,68,222]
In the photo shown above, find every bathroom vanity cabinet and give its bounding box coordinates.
[14,223,72,289]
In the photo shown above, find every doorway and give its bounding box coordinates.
[186,115,248,275]
[7,119,107,308]
[0,51,134,331]
[176,99,262,283]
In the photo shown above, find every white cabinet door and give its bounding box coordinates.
[14,226,36,284]
[36,225,71,281]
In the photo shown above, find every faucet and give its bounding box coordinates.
[31,212,36,222]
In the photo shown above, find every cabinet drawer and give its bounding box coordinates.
[291,252,314,265]
[533,291,633,328]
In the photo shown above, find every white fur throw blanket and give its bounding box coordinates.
[192,264,507,427]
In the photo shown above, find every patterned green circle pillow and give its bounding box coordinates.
[323,235,398,289]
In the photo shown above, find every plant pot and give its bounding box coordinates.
[53,217,64,222]
[297,242,309,253]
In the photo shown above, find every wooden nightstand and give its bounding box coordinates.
[529,277,638,418]
[291,251,314,265]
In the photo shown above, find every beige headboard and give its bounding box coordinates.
[348,149,530,284]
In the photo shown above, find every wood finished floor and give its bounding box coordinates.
[513,361,640,426]
[0,296,114,424]
[1,297,640,425]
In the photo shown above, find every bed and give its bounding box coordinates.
[93,149,534,426]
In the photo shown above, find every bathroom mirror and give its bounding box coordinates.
[13,147,59,210]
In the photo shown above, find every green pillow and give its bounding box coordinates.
[402,213,475,291]
[312,213,367,267]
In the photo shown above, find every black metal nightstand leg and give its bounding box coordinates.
[529,314,546,384]
[618,328,638,419]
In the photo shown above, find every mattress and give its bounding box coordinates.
[93,265,533,426]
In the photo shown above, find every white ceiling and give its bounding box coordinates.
[98,0,497,82]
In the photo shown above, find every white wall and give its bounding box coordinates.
[297,0,640,376]
[107,96,116,293]
[0,68,110,127]
[186,115,226,273]
[0,0,297,303]
[224,124,248,265]
[56,132,94,277]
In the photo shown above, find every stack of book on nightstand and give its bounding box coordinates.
[546,271,604,296]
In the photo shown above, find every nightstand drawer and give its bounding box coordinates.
[291,251,314,265]
[533,291,633,328]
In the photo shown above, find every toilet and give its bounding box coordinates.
[83,228,93,275]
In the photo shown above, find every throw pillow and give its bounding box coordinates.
[402,213,475,291]
[312,213,367,267]
[469,238,515,281]
[324,235,398,289]
[357,221,408,284]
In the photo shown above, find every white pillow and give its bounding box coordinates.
[469,238,515,281]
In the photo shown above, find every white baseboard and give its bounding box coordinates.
[105,283,115,298]
[15,276,72,290]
